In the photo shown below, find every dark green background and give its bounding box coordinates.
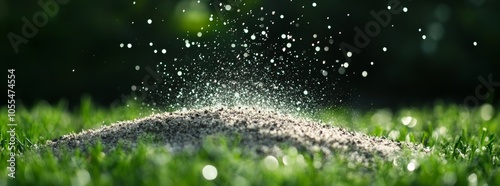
[1,0,499,108]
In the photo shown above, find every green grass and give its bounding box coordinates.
[1,97,499,186]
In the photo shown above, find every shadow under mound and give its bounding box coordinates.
[45,107,423,163]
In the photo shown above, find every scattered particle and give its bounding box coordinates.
[264,156,279,170]
[147,19,152,24]
[362,71,368,77]
[473,41,477,46]
[127,43,132,48]
[202,165,218,180]
[135,65,140,71]
[347,51,352,58]
[382,47,387,52]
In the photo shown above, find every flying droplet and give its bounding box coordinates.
[362,71,368,77]
[147,19,152,24]
[382,47,387,52]
[473,41,478,46]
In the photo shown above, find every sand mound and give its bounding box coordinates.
[47,107,422,163]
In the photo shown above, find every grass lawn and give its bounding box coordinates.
[1,97,499,185]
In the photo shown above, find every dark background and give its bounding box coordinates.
[1,0,499,109]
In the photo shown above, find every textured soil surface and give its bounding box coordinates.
[46,107,423,163]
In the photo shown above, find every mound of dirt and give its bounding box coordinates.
[46,107,422,163]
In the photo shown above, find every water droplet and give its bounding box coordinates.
[473,41,478,46]
[147,19,152,24]
[127,43,132,48]
[72,69,75,72]
[162,49,167,54]
[382,47,387,52]
[251,34,256,40]
[303,90,308,95]
[149,42,153,46]
[403,7,408,12]
[135,65,140,71]
[177,71,183,76]
[202,165,218,180]
[312,2,317,7]
[362,71,368,77]
[422,35,427,40]
[225,5,232,11]
[119,43,124,48]
[197,32,203,37]
[286,43,292,48]
[131,85,137,91]
[347,51,352,57]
